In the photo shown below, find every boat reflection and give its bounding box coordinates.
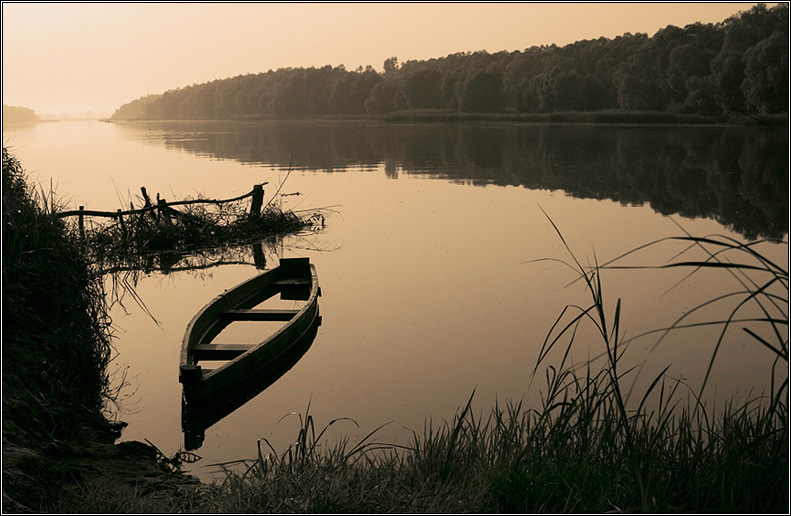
[181,312,322,450]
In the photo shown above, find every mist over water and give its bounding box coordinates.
[4,120,787,481]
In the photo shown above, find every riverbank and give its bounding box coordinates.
[106,109,788,128]
[383,109,789,127]
[2,148,196,511]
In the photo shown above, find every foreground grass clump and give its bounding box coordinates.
[3,147,114,509]
[59,366,787,513]
[56,222,788,513]
[2,148,194,512]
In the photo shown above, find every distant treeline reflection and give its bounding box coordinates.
[118,122,788,241]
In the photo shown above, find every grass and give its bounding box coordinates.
[3,147,125,510]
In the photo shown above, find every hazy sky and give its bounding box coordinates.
[2,2,767,115]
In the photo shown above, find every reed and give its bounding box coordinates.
[3,148,119,510]
[591,222,788,399]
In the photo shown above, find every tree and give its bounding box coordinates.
[580,73,616,111]
[365,80,406,114]
[459,71,505,113]
[108,4,787,120]
[349,70,383,113]
[742,30,789,113]
[383,56,399,74]
[680,76,720,114]
[2,105,40,122]
[404,69,444,109]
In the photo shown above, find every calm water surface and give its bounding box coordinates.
[4,120,787,480]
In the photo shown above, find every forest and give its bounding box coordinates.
[111,4,787,120]
[3,104,40,123]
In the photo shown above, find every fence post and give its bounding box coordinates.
[252,241,266,269]
[78,206,85,239]
[250,184,264,217]
[116,209,126,237]
[158,199,172,225]
[141,187,156,221]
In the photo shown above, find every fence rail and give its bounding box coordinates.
[56,183,267,237]
[57,184,267,219]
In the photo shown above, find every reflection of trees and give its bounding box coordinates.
[117,122,788,241]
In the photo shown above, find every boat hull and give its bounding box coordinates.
[181,312,321,450]
[179,257,320,406]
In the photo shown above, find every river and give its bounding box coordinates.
[3,119,787,481]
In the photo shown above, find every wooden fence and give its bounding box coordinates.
[57,184,266,237]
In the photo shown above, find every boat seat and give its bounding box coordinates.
[192,343,255,360]
[272,278,311,286]
[220,308,300,321]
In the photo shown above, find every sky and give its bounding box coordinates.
[2,2,769,115]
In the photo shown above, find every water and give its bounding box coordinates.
[4,120,787,480]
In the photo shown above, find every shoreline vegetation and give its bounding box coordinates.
[3,147,788,512]
[2,148,188,512]
[100,109,789,128]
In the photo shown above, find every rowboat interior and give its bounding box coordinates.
[179,257,322,450]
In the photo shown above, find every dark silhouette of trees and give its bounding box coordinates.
[460,71,506,112]
[111,4,787,120]
[741,30,789,113]
[404,69,444,109]
[383,56,399,74]
[3,105,40,122]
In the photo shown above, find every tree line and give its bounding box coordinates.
[111,4,787,120]
[3,104,40,122]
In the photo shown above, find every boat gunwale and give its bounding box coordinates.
[179,259,319,383]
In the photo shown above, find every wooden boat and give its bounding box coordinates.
[179,257,321,408]
[181,312,321,450]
